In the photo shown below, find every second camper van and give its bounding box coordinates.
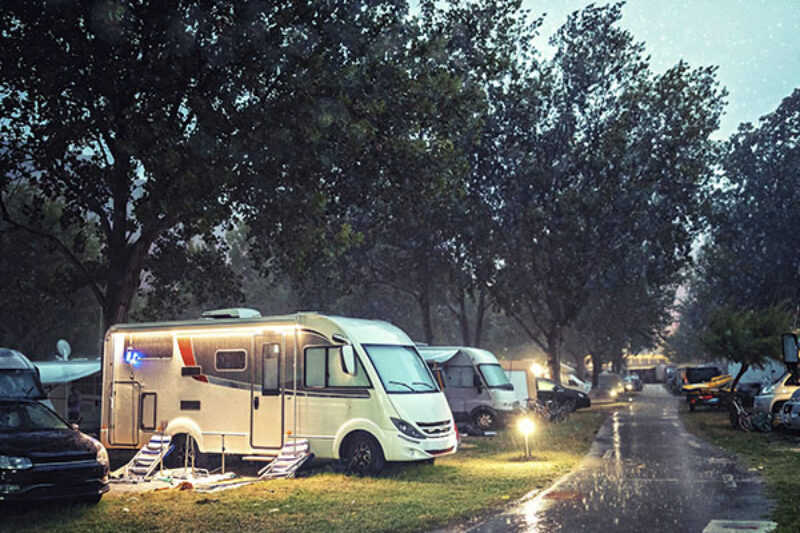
[419,346,519,431]
[101,311,458,474]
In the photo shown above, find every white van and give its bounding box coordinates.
[419,347,519,431]
[100,310,457,474]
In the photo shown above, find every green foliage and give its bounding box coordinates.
[700,304,789,368]
[489,3,724,381]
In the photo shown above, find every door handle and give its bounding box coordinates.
[254,397,260,410]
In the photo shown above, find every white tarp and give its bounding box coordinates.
[35,360,101,385]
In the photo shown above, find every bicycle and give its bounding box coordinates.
[530,398,570,423]
[729,395,753,432]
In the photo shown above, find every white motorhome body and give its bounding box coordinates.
[100,312,457,470]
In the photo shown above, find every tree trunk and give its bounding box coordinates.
[591,352,603,388]
[458,292,470,346]
[418,291,435,345]
[731,363,749,392]
[546,328,562,385]
[473,289,487,346]
[574,352,586,380]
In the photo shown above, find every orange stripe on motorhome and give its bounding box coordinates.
[177,337,208,383]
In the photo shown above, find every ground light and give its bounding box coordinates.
[517,417,535,459]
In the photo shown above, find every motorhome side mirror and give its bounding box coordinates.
[783,333,799,364]
[340,345,356,375]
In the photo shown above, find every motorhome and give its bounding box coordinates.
[499,358,540,408]
[419,346,519,431]
[0,348,51,408]
[100,310,457,474]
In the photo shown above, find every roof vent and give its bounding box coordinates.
[201,308,262,319]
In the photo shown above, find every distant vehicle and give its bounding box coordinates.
[0,399,109,503]
[594,373,625,398]
[566,374,591,393]
[419,346,520,431]
[0,348,51,408]
[682,374,731,396]
[535,378,591,411]
[668,365,723,395]
[753,371,800,417]
[101,310,458,475]
[623,374,643,392]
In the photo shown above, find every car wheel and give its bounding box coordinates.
[344,433,385,476]
[472,409,497,431]
[689,401,696,412]
[76,494,102,505]
[563,399,577,412]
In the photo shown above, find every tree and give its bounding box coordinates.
[0,1,413,338]
[701,304,790,391]
[489,4,724,383]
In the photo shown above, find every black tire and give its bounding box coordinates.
[163,434,210,470]
[472,409,497,431]
[343,433,385,476]
[76,494,102,505]
[689,401,696,412]
[563,399,577,413]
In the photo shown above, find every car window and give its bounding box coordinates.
[0,403,68,432]
[537,379,555,391]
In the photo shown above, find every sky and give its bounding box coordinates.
[523,0,800,138]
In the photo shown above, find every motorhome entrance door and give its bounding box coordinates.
[251,334,284,449]
[111,381,138,446]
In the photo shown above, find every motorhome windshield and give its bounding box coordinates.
[0,369,47,399]
[478,364,513,390]
[363,345,438,394]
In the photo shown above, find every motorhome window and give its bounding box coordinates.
[126,333,173,359]
[305,347,326,388]
[215,350,247,371]
[363,345,438,394]
[303,346,370,388]
[262,343,280,394]
[686,367,720,383]
[478,364,514,390]
[445,366,476,388]
[328,349,369,387]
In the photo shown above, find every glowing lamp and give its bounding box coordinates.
[517,417,535,459]
[123,349,141,365]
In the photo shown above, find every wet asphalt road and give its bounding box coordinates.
[456,385,773,533]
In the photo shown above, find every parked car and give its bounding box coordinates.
[753,371,800,417]
[623,374,643,392]
[536,378,591,411]
[0,399,109,503]
[594,373,625,399]
[420,346,520,431]
[566,374,591,393]
[0,348,51,408]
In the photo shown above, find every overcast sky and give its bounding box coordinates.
[524,0,800,138]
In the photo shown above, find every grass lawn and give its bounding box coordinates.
[681,408,800,533]
[1,409,609,533]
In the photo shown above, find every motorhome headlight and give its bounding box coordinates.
[390,417,426,440]
[0,456,32,470]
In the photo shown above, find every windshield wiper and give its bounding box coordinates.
[389,380,415,392]
[412,381,435,391]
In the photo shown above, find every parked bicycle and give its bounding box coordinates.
[729,395,752,432]
[530,398,569,423]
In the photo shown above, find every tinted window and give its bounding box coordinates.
[445,366,476,388]
[305,347,326,387]
[304,346,370,388]
[537,378,556,391]
[0,370,45,399]
[0,402,68,432]
[216,350,246,371]
[686,367,721,383]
